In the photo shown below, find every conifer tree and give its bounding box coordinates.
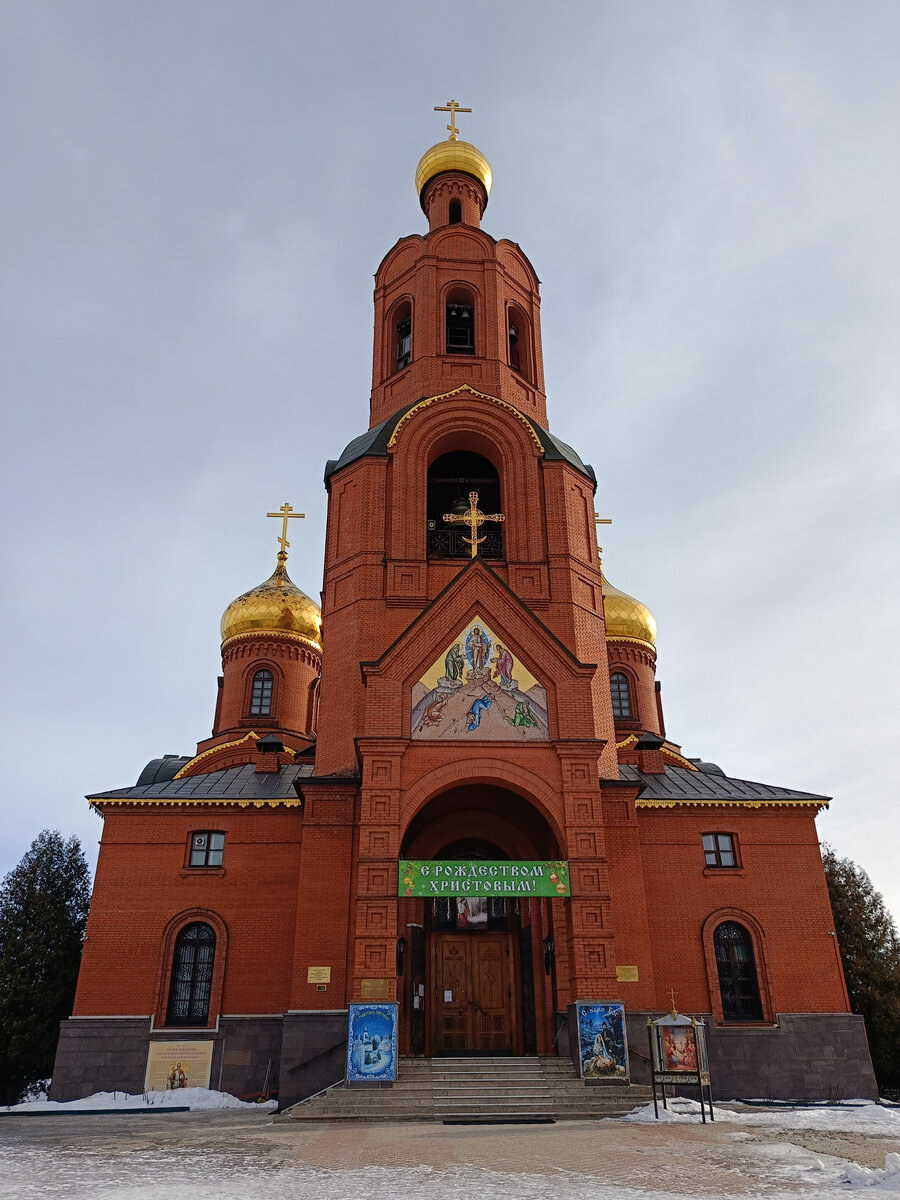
[822,845,900,1093]
[0,831,91,1104]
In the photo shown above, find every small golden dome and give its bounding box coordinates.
[221,556,321,648]
[602,574,658,649]
[415,140,492,206]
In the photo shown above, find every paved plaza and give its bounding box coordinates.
[1,1107,899,1198]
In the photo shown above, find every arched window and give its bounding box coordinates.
[394,301,411,371]
[714,922,763,1021]
[448,200,462,224]
[507,305,531,380]
[249,669,273,716]
[446,289,475,355]
[610,672,632,719]
[426,450,503,560]
[166,922,216,1026]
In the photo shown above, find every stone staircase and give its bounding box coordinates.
[285,1056,651,1122]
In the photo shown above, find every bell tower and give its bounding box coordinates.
[285,106,646,1054]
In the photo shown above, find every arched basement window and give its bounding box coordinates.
[610,672,632,719]
[249,669,273,716]
[166,922,216,1026]
[426,450,503,560]
[446,290,475,355]
[714,921,763,1021]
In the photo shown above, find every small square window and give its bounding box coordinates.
[189,831,225,868]
[703,832,737,868]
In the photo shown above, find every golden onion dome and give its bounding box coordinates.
[602,574,658,650]
[415,139,492,207]
[221,554,321,648]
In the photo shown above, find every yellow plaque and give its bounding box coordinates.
[144,1040,213,1092]
[359,978,390,999]
[616,965,639,982]
[307,966,331,983]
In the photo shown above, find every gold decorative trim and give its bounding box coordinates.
[222,629,321,653]
[616,734,639,750]
[387,386,544,453]
[605,634,656,651]
[661,748,698,771]
[635,797,829,810]
[90,797,302,810]
[173,732,262,778]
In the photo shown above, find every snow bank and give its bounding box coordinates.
[2,1087,277,1113]
[620,1096,900,1136]
[841,1152,900,1190]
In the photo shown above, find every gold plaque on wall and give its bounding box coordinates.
[307,966,332,983]
[359,978,390,999]
[616,965,639,982]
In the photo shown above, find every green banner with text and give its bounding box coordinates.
[399,860,570,898]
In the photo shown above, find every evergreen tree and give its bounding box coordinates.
[822,845,900,1093]
[0,831,91,1104]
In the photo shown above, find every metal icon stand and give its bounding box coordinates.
[647,1005,714,1123]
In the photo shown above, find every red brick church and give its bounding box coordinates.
[52,109,876,1107]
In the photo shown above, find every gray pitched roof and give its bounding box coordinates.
[89,762,313,806]
[619,764,830,806]
[324,404,595,484]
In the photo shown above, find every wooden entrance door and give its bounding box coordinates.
[431,933,518,1053]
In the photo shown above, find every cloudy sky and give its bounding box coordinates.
[2,2,898,922]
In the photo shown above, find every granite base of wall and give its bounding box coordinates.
[50,1018,152,1101]
[49,1017,286,1104]
[218,1018,283,1101]
[279,1011,349,1109]
[624,1011,878,1101]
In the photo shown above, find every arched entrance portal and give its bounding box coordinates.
[399,784,561,1057]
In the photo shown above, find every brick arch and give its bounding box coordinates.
[154,907,228,1029]
[701,907,774,1024]
[398,757,567,856]
[389,399,545,562]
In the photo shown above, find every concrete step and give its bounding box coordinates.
[287,1056,651,1123]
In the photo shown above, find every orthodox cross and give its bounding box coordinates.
[594,513,612,561]
[443,491,505,559]
[434,99,472,142]
[266,502,305,557]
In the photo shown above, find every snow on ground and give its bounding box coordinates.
[1,1099,898,1198]
[0,1154,899,1200]
[622,1095,900,1137]
[1,1087,277,1113]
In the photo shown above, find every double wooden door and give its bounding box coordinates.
[430,933,518,1054]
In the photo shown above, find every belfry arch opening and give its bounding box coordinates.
[426,450,503,560]
[399,784,562,1057]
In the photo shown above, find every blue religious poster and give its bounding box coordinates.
[346,1002,398,1083]
[574,1002,629,1080]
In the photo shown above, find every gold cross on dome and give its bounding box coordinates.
[443,491,505,559]
[266,502,305,557]
[434,99,472,142]
[594,513,612,561]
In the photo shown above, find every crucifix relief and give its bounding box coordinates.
[266,502,305,561]
[434,99,472,142]
[442,491,505,559]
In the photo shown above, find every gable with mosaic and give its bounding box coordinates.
[411,616,549,740]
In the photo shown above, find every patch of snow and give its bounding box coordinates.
[1,1087,277,1113]
[842,1152,900,1190]
[620,1095,900,1136]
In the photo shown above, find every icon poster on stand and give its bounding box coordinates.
[574,1002,629,1080]
[346,1002,398,1083]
